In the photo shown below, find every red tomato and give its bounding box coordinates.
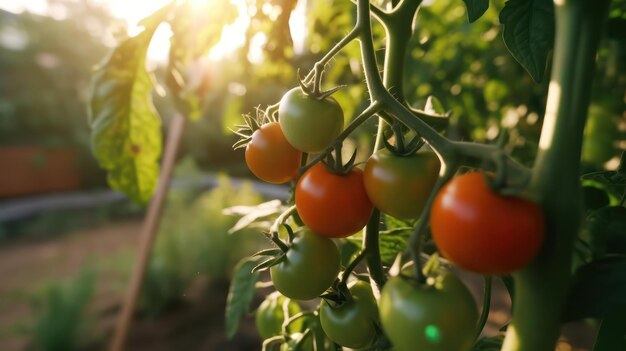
[245,122,301,184]
[430,172,545,275]
[295,164,373,238]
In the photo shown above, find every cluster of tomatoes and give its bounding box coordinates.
[242,87,546,350]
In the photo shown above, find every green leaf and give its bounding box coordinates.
[563,256,626,322]
[463,0,489,23]
[89,5,173,204]
[582,170,626,202]
[594,304,626,351]
[586,206,626,258]
[167,0,238,120]
[499,0,555,83]
[379,227,413,266]
[424,96,446,115]
[472,335,505,351]
[225,257,261,339]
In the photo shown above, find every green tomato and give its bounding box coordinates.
[270,228,341,300]
[319,281,379,348]
[380,273,478,351]
[364,148,441,219]
[278,87,344,153]
[255,292,303,340]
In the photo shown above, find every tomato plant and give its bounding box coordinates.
[430,172,545,275]
[255,292,303,339]
[270,227,340,300]
[364,148,441,219]
[278,87,344,153]
[295,163,373,238]
[245,121,302,184]
[319,281,379,349]
[379,272,478,351]
[90,0,623,349]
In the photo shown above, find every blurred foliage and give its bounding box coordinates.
[0,1,120,147]
[29,269,96,351]
[1,0,624,183]
[141,161,264,315]
[190,0,624,171]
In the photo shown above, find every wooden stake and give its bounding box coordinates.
[110,113,187,351]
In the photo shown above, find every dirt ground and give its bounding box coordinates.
[0,218,596,351]
[0,219,260,351]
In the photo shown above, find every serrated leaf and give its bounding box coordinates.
[167,0,238,120]
[472,335,505,351]
[89,5,172,204]
[379,227,413,265]
[225,257,261,339]
[562,256,626,322]
[463,0,490,22]
[499,0,555,82]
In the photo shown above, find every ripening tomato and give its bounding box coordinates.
[270,227,341,300]
[295,163,373,238]
[319,281,379,349]
[430,172,545,275]
[278,88,344,153]
[245,122,301,184]
[255,292,303,340]
[379,273,478,351]
[364,148,441,219]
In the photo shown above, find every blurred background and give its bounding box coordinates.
[0,0,624,350]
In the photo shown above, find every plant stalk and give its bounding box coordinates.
[502,1,610,350]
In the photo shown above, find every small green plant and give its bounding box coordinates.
[141,171,263,315]
[29,269,96,351]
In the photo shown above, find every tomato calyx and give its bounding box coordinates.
[296,66,346,101]
[232,106,273,149]
[320,142,358,175]
[250,225,297,273]
[382,121,426,157]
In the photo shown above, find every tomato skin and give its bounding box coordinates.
[430,172,545,275]
[319,281,379,348]
[270,228,340,300]
[255,292,303,340]
[278,88,344,153]
[379,273,478,351]
[364,149,441,219]
[245,122,301,184]
[296,164,373,238]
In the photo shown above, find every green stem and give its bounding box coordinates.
[363,209,386,290]
[408,162,457,283]
[304,27,360,84]
[474,276,493,340]
[373,0,421,149]
[271,205,298,233]
[341,250,368,285]
[502,1,610,350]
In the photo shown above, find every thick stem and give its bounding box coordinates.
[374,0,421,149]
[502,1,609,350]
